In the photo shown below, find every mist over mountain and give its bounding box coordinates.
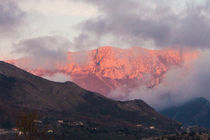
[7,47,198,107]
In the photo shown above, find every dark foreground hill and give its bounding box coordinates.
[160,97,210,129]
[0,61,181,139]
[143,132,210,140]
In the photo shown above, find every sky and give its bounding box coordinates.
[1,0,210,58]
[1,0,210,109]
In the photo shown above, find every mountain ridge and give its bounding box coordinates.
[7,46,198,98]
[0,61,181,139]
[160,97,210,128]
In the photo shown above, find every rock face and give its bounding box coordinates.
[160,97,210,128]
[0,61,181,138]
[7,46,198,98]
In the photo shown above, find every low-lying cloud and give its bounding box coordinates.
[44,73,72,83]
[109,52,210,110]
[15,36,71,70]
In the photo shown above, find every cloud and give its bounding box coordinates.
[44,73,71,82]
[1,0,210,110]
[109,52,210,110]
[19,0,100,17]
[74,0,210,49]
[0,0,25,36]
[15,36,71,70]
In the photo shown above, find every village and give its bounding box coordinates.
[0,118,164,139]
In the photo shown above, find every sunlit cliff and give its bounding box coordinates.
[6,46,198,98]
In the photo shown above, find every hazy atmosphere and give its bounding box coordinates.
[1,0,210,109]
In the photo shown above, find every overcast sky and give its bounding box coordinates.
[0,0,210,60]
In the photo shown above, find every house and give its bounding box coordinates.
[47,130,53,133]
[57,120,64,124]
[149,126,155,129]
[136,124,143,127]
[33,120,42,123]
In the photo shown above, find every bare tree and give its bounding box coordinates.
[16,112,39,140]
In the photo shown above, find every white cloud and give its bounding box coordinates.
[44,73,71,82]
[109,51,210,110]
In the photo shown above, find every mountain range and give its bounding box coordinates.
[0,61,181,139]
[160,97,210,129]
[7,46,198,99]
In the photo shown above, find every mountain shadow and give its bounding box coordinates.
[160,97,210,129]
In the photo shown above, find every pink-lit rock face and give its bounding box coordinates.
[7,46,198,98]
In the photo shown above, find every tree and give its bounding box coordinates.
[16,112,39,140]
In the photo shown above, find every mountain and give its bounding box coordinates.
[143,133,210,140]
[0,61,181,139]
[160,97,210,128]
[7,46,198,99]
